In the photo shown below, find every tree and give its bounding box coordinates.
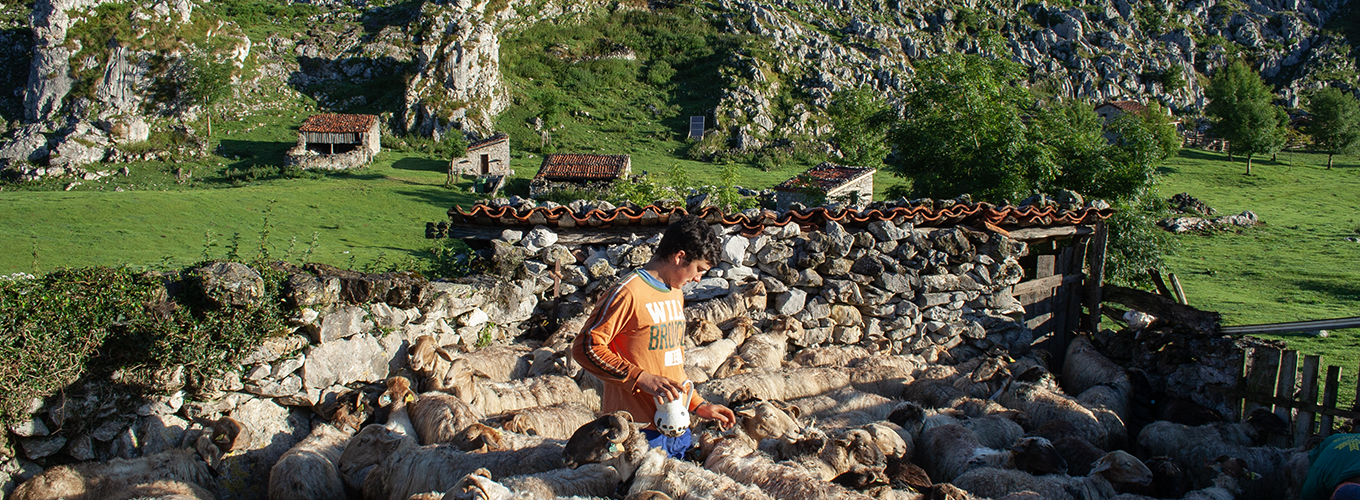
[181,55,233,138]
[1204,61,1288,175]
[828,87,894,168]
[1304,87,1360,169]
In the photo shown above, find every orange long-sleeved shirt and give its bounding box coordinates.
[571,269,705,425]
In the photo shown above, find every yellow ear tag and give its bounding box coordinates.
[405,394,416,403]
[1249,472,1262,480]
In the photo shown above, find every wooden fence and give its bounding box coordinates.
[1213,346,1360,446]
[1009,223,1107,374]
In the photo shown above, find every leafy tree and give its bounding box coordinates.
[1304,87,1360,169]
[181,55,233,138]
[889,53,1179,287]
[828,87,894,168]
[1204,61,1288,175]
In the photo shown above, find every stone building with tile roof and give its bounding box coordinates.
[773,162,875,209]
[285,114,381,170]
[535,154,631,182]
[449,132,511,180]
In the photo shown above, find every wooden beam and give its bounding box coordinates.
[1169,273,1189,305]
[1244,347,1282,418]
[1148,268,1174,300]
[1209,385,1360,421]
[1101,284,1222,335]
[1003,225,1094,242]
[1011,274,1084,297]
[1275,350,1298,429]
[1321,366,1340,438]
[1082,222,1108,332]
[1296,355,1321,444]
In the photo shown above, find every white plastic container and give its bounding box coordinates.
[653,380,694,437]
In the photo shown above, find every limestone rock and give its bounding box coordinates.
[239,334,309,366]
[311,305,374,344]
[302,333,389,392]
[720,235,750,264]
[220,398,310,499]
[684,277,730,301]
[775,288,807,316]
[192,262,265,308]
[286,273,341,307]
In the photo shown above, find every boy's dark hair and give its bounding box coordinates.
[656,215,720,264]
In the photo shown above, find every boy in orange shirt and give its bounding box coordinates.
[572,215,737,458]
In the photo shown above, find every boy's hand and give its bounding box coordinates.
[637,372,688,402]
[696,403,736,430]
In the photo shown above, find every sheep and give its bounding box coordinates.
[789,386,896,424]
[690,317,725,345]
[336,423,566,500]
[996,380,1108,448]
[527,345,580,379]
[900,379,1017,420]
[792,345,874,368]
[378,376,418,438]
[409,335,459,393]
[849,362,916,398]
[735,400,806,442]
[454,345,534,382]
[698,430,880,500]
[952,450,1153,500]
[776,427,887,481]
[685,280,767,327]
[711,355,752,379]
[451,423,555,453]
[444,465,623,500]
[859,423,909,460]
[685,338,739,378]
[957,414,1024,451]
[563,411,775,500]
[736,317,797,371]
[1136,408,1290,461]
[699,367,850,406]
[267,423,351,500]
[500,402,597,440]
[443,372,589,416]
[12,433,222,500]
[408,390,485,446]
[1111,456,1189,500]
[1028,419,1106,477]
[917,424,1066,483]
[1062,336,1131,402]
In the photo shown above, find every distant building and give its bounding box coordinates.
[285,114,381,170]
[449,132,511,182]
[530,153,631,198]
[773,162,876,209]
[1095,100,1148,123]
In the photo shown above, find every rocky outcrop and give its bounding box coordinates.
[400,2,511,137]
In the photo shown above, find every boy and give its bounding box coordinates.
[571,215,737,459]
[1302,433,1360,500]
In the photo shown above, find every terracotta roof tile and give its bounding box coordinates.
[1097,100,1147,114]
[468,132,509,151]
[299,114,378,134]
[536,154,630,181]
[774,162,876,193]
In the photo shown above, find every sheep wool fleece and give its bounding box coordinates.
[573,269,706,425]
[1302,433,1360,500]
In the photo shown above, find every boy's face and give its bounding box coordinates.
[662,250,711,289]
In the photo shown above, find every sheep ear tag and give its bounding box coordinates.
[405,393,415,403]
[653,380,694,438]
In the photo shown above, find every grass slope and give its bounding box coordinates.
[1158,148,1360,411]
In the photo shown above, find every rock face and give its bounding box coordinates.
[193,262,266,308]
[401,3,510,137]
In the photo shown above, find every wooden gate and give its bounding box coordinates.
[1009,223,1107,373]
[1213,346,1360,446]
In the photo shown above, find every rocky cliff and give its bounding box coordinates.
[0,0,1355,174]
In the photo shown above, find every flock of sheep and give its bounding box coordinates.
[10,301,1317,500]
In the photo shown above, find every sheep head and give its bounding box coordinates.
[452,423,506,453]
[734,400,802,442]
[441,357,480,405]
[712,355,751,379]
[1244,407,1289,444]
[451,468,514,500]
[770,315,804,342]
[827,428,887,477]
[1091,450,1153,485]
[564,411,637,469]
[886,401,926,435]
[339,424,408,490]
[627,491,675,500]
[329,389,373,433]
[206,416,249,453]
[378,376,417,408]
[408,335,444,375]
[860,423,908,459]
[1009,436,1067,476]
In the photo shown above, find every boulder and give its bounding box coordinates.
[684,278,730,301]
[220,398,310,499]
[720,235,750,264]
[302,333,389,392]
[192,262,265,308]
[774,288,807,316]
[286,273,340,307]
[311,305,374,344]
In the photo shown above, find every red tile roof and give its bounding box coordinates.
[299,114,378,134]
[536,154,630,181]
[468,132,509,151]
[1096,100,1147,114]
[774,162,876,193]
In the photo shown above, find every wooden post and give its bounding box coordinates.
[1244,347,1282,418]
[1296,355,1321,445]
[1275,350,1298,427]
[1169,273,1189,305]
[1320,366,1341,438]
[1230,352,1248,422]
[1066,243,1087,335]
[1083,222,1108,332]
[1148,268,1173,299]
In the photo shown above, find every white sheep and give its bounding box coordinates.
[452,423,556,453]
[685,280,767,327]
[917,424,1067,483]
[791,345,873,368]
[684,338,739,379]
[698,430,880,500]
[996,380,1108,448]
[337,423,567,500]
[501,402,597,440]
[267,423,351,500]
[444,465,623,500]
[1062,336,1131,402]
[563,412,776,500]
[408,390,485,446]
[952,450,1154,500]
[698,367,850,406]
[12,433,222,500]
[736,316,797,371]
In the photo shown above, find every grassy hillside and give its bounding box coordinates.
[1157,148,1360,410]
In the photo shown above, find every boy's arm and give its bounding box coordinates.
[571,290,645,392]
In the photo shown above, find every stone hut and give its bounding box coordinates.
[284,114,381,170]
[449,132,511,178]
[529,154,631,197]
[1094,99,1147,123]
[773,162,875,210]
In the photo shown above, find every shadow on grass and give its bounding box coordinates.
[1297,279,1360,302]
[392,157,448,173]
[1178,149,1227,162]
[392,187,478,214]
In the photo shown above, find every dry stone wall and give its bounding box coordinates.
[2,218,1052,498]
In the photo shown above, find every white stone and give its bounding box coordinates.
[302,333,389,391]
[312,305,375,343]
[720,235,750,265]
[458,307,490,327]
[9,418,48,438]
[684,278,730,301]
[775,289,808,316]
[245,364,272,381]
[522,226,558,252]
[500,229,523,243]
[273,356,304,379]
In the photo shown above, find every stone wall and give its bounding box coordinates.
[451,138,511,177]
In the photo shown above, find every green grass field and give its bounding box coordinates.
[1158,148,1360,411]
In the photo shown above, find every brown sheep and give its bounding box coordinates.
[12,433,222,500]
